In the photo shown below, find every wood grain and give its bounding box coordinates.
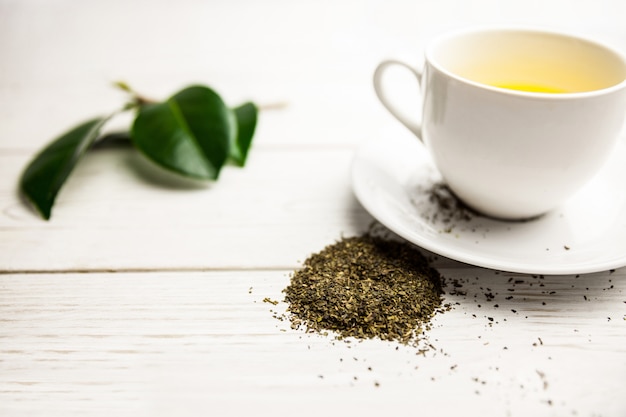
[0,148,373,272]
[1,270,624,416]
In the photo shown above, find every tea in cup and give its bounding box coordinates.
[374,28,626,219]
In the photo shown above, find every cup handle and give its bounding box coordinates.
[373,60,423,140]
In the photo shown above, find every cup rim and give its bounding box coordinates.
[424,26,626,99]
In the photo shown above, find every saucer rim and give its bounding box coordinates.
[351,135,626,275]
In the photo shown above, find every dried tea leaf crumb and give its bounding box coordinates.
[262,297,279,305]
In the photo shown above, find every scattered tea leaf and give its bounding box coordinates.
[20,116,110,219]
[131,85,232,180]
[229,101,258,166]
[19,83,263,220]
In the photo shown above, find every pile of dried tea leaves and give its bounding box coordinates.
[283,235,445,346]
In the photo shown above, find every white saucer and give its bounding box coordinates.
[351,133,626,274]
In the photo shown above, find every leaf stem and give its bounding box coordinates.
[91,131,133,149]
[114,81,158,108]
[257,101,289,111]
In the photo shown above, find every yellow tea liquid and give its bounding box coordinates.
[492,82,569,94]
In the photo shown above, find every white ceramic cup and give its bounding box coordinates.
[374,28,626,219]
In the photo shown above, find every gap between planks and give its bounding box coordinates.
[0,265,300,275]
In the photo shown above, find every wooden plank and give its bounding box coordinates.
[0,0,388,152]
[1,269,624,416]
[0,146,474,272]
[3,144,624,273]
[0,147,378,271]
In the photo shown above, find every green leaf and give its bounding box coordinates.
[229,102,258,166]
[131,85,233,180]
[20,117,109,220]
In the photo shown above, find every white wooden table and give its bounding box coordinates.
[1,1,625,416]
